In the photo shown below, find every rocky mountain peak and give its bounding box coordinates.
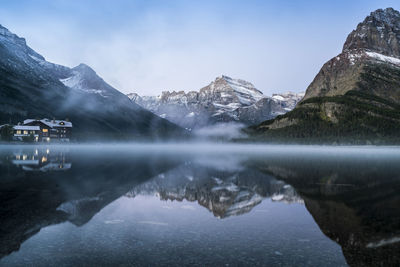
[73,63,96,75]
[0,24,26,45]
[0,24,45,62]
[59,63,123,99]
[126,92,140,102]
[371,7,400,25]
[214,75,264,96]
[300,7,400,102]
[343,7,400,57]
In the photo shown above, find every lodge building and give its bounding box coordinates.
[13,125,41,142]
[10,118,73,142]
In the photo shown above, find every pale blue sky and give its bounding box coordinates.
[1,0,400,95]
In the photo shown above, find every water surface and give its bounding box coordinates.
[0,144,399,266]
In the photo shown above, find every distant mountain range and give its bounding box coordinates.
[0,24,183,140]
[248,8,400,144]
[128,76,304,129]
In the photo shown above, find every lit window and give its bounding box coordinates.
[16,130,21,134]
[23,130,28,135]
[42,129,48,133]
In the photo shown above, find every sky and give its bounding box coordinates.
[1,0,400,96]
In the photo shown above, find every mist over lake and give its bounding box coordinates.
[0,144,399,266]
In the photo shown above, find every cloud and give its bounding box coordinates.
[193,123,247,140]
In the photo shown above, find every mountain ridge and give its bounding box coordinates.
[0,23,184,140]
[128,75,304,129]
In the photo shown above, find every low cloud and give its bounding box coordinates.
[193,123,247,141]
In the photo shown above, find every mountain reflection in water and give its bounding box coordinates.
[0,144,399,266]
[127,159,302,219]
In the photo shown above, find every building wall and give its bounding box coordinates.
[24,121,51,141]
[53,126,72,140]
[13,130,40,141]
[24,121,72,141]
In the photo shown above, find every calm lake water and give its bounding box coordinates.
[0,144,399,266]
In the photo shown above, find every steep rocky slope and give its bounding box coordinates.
[128,76,303,129]
[0,24,183,140]
[249,8,400,144]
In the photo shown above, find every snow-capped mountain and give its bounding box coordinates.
[128,75,304,129]
[0,24,183,139]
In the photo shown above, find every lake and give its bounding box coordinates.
[0,144,399,266]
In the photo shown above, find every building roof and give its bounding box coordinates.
[14,125,40,131]
[0,124,12,129]
[23,118,72,128]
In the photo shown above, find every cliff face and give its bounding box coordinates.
[303,8,400,103]
[302,50,400,103]
[249,8,400,144]
[343,8,400,57]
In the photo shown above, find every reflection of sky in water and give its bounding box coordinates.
[2,195,346,266]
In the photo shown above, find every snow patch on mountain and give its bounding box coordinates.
[60,71,83,89]
[220,75,264,105]
[365,51,400,66]
[60,71,108,97]
[28,54,44,63]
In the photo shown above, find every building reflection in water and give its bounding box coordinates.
[11,147,71,171]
